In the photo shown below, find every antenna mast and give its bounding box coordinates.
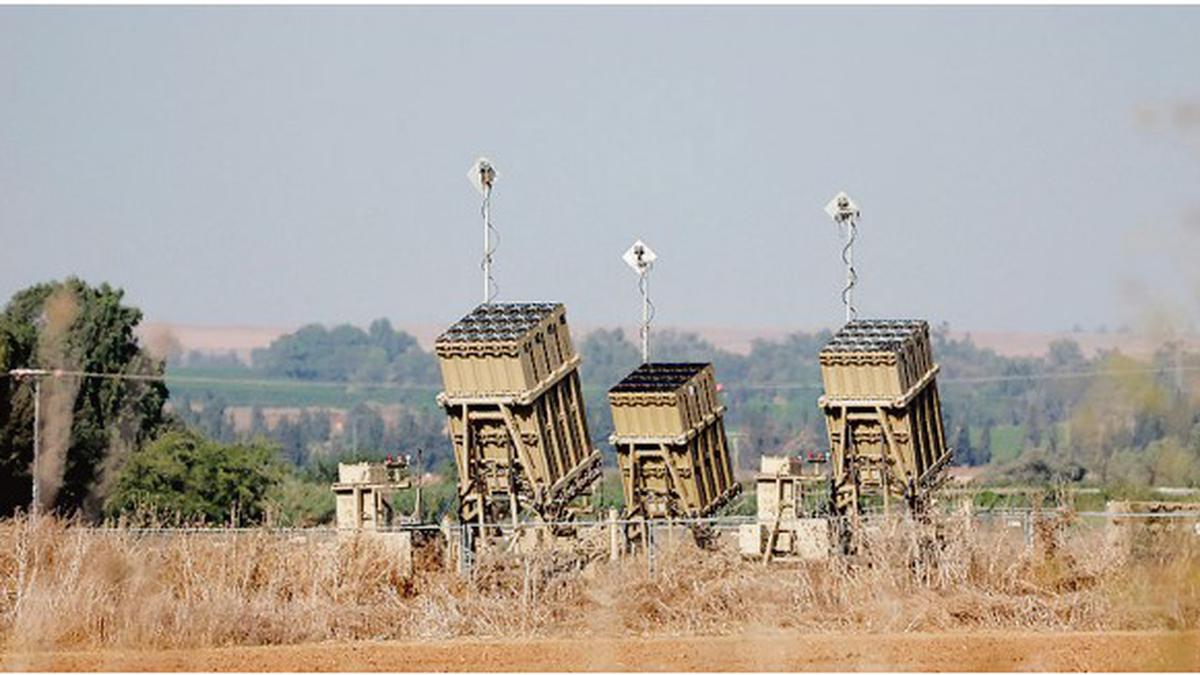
[622,239,658,363]
[824,191,861,323]
[469,158,498,304]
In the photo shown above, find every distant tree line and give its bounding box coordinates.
[250,319,437,384]
[186,315,1200,491]
[4,278,1200,528]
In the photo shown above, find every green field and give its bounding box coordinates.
[166,369,624,414]
[165,368,442,409]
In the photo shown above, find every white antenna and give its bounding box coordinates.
[622,239,658,362]
[468,157,498,304]
[824,191,860,323]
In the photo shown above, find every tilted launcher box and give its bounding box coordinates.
[608,363,739,520]
[436,303,602,524]
[818,319,950,513]
[437,302,577,399]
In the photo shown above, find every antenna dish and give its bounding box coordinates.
[824,191,861,322]
[622,239,657,274]
[469,156,500,303]
[622,239,657,363]
[824,191,859,224]
[467,157,497,195]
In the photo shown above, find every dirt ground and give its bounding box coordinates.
[3,631,1197,672]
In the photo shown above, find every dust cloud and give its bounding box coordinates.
[139,324,183,365]
[90,351,160,513]
[33,287,82,511]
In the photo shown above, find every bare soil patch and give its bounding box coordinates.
[4,631,1198,672]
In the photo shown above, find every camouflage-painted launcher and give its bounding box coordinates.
[818,319,950,514]
[608,362,740,520]
[435,302,601,525]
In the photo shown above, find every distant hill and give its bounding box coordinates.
[138,321,1199,362]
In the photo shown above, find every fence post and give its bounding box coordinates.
[458,523,473,577]
[440,515,453,571]
[646,520,655,575]
[608,509,620,561]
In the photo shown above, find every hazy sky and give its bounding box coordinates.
[2,6,1199,333]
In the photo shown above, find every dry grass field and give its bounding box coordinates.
[0,513,1197,670]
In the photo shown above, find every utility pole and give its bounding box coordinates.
[10,368,50,515]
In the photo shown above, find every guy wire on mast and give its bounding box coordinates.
[622,240,658,363]
[638,264,655,363]
[470,157,498,305]
[824,192,860,323]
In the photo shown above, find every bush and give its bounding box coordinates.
[104,430,283,525]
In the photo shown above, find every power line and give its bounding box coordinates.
[7,368,442,391]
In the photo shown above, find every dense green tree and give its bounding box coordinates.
[264,473,334,526]
[251,319,436,385]
[0,278,169,518]
[105,429,282,525]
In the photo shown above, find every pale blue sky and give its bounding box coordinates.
[2,6,1199,333]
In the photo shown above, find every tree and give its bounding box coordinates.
[343,403,386,453]
[1144,437,1200,487]
[0,278,169,518]
[578,328,641,445]
[954,425,975,466]
[978,422,993,465]
[1046,339,1086,370]
[172,392,236,444]
[104,429,282,525]
[249,405,268,437]
[264,473,334,526]
[251,319,436,384]
[578,328,640,393]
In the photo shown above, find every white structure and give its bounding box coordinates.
[738,456,830,562]
[331,459,421,576]
[331,459,419,531]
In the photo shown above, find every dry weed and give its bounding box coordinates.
[0,512,1196,651]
